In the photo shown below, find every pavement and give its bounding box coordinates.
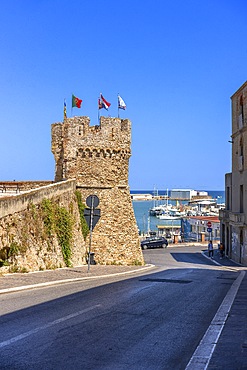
[0,245,247,369]
[0,264,155,294]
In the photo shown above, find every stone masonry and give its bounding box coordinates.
[0,180,86,272]
[51,116,144,265]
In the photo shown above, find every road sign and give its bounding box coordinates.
[207,227,212,233]
[84,194,101,272]
[86,195,99,208]
[84,208,101,230]
[207,221,212,228]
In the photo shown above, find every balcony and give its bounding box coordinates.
[219,209,229,221]
[229,212,245,226]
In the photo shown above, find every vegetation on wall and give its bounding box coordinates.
[75,190,89,240]
[0,194,88,270]
[41,199,73,266]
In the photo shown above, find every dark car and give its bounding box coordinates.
[141,236,168,250]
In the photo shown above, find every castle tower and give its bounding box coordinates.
[51,116,144,265]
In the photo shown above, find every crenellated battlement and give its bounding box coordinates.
[51,116,132,186]
[52,116,131,144]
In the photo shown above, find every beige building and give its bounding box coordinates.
[220,81,247,264]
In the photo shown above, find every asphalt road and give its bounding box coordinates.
[0,246,239,370]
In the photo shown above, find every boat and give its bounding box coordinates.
[157,214,181,220]
[149,206,165,216]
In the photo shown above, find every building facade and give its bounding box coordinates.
[220,81,247,264]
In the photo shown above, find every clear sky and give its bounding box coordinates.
[1,0,246,191]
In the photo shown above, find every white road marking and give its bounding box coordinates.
[185,270,245,370]
[0,304,101,349]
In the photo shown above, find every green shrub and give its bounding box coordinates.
[75,190,89,240]
[55,207,73,267]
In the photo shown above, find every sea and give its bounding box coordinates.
[131,190,225,234]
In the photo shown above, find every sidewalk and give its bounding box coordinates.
[0,264,155,294]
[202,249,247,369]
[191,248,247,369]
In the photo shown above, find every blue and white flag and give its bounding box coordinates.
[118,95,126,110]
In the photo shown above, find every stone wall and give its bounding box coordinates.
[0,180,54,193]
[0,180,75,218]
[76,185,142,265]
[51,116,131,186]
[0,180,86,272]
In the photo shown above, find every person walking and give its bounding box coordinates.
[219,243,225,259]
[208,240,214,258]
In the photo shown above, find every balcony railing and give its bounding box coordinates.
[219,209,229,221]
[229,212,245,225]
[220,210,245,225]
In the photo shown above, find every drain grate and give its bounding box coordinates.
[140,278,192,284]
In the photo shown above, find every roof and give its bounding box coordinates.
[188,216,220,223]
[231,80,247,99]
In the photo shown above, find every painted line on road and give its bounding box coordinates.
[185,270,245,370]
[0,304,101,349]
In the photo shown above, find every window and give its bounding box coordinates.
[240,185,244,213]
[238,95,244,129]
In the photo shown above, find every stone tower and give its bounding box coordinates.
[51,116,144,265]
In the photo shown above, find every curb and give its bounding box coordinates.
[0,264,156,295]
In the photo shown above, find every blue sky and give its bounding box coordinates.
[0,0,246,191]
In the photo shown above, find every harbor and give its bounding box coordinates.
[131,189,225,242]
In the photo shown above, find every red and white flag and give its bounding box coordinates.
[98,93,111,110]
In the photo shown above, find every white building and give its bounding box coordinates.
[170,189,208,200]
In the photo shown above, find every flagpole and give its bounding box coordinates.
[71,93,73,117]
[64,99,67,121]
[117,94,119,118]
[98,96,100,124]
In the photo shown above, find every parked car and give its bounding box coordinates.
[141,236,168,250]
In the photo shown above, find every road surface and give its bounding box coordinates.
[0,246,239,369]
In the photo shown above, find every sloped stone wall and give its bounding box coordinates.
[0,180,87,273]
[76,185,143,265]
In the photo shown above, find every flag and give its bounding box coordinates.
[98,98,103,109]
[72,94,82,108]
[98,93,111,110]
[64,99,67,119]
[118,95,126,110]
